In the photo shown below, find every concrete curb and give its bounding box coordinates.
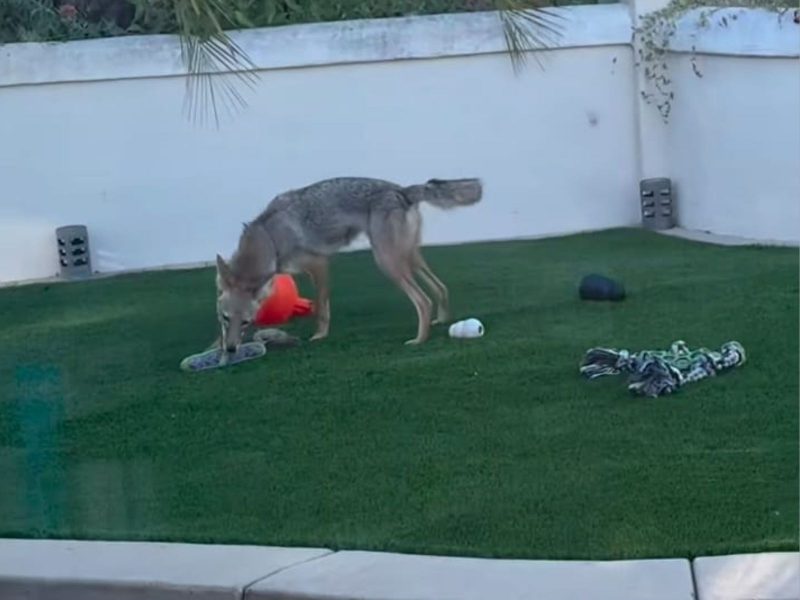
[659,227,799,247]
[693,552,800,600]
[0,260,215,289]
[0,539,330,600]
[0,539,797,600]
[246,550,694,600]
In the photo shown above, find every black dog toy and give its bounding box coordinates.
[579,274,625,301]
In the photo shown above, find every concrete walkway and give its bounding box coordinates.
[0,539,797,600]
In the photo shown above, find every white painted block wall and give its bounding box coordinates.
[0,4,797,284]
[666,8,800,243]
[0,7,636,283]
[668,53,800,242]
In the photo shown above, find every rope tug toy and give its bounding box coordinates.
[580,340,746,397]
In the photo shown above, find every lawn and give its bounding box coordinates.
[0,228,797,560]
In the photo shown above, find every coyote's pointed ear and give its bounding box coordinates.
[216,254,235,289]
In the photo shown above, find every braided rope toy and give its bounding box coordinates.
[580,340,746,397]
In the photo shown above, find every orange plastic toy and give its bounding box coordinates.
[254,274,314,327]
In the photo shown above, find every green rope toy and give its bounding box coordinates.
[580,340,746,397]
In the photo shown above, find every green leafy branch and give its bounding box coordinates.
[634,0,792,122]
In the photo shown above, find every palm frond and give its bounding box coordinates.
[175,0,564,126]
[175,0,259,127]
[495,0,565,72]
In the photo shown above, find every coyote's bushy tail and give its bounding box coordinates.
[403,178,483,210]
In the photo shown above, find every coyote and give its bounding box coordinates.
[215,177,482,354]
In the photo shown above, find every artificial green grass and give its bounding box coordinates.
[0,228,797,559]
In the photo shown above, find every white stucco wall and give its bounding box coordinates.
[0,4,797,284]
[0,6,637,283]
[664,9,800,243]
